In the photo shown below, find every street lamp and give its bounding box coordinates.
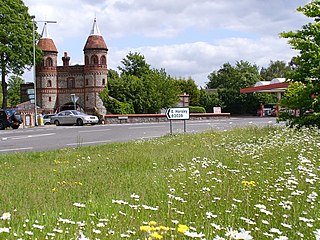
[32,18,56,126]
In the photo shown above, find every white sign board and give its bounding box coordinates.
[71,94,79,103]
[166,108,189,120]
[213,107,221,114]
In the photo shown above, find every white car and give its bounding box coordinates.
[50,110,99,126]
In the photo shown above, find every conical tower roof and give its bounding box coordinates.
[84,18,107,50]
[37,23,58,53]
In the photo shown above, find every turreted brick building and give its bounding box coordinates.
[36,18,108,115]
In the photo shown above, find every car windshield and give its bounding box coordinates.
[70,110,86,115]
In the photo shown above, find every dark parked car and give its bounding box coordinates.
[0,109,23,130]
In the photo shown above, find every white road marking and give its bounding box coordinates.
[66,140,111,146]
[129,126,161,129]
[78,129,111,133]
[0,147,33,152]
[9,133,56,140]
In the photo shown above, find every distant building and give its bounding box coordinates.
[36,18,108,114]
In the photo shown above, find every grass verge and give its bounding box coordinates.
[0,126,320,239]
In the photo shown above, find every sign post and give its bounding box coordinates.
[165,108,190,134]
[71,94,79,110]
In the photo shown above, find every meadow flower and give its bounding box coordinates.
[25,231,34,235]
[177,224,189,234]
[184,231,205,238]
[93,229,101,234]
[269,228,282,235]
[225,228,237,238]
[150,232,163,239]
[78,230,89,240]
[0,227,10,233]
[0,212,11,220]
[32,224,44,230]
[234,228,253,240]
[274,236,288,240]
[120,233,130,238]
[73,202,86,208]
[314,229,320,240]
[213,235,225,240]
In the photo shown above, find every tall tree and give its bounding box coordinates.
[175,77,200,106]
[206,61,261,114]
[101,53,179,114]
[0,0,38,109]
[281,0,320,83]
[279,0,320,127]
[8,75,25,107]
[118,52,151,78]
[260,60,292,81]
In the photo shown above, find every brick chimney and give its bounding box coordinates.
[62,52,70,66]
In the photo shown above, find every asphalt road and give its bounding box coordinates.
[0,117,283,154]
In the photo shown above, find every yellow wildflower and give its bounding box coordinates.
[177,224,189,234]
[140,226,151,232]
[150,232,163,239]
[148,221,157,226]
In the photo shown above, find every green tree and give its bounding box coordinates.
[101,53,179,114]
[279,0,320,127]
[0,81,2,105]
[175,77,200,106]
[118,52,151,78]
[0,0,40,109]
[260,60,292,81]
[7,75,25,107]
[198,89,221,113]
[206,61,261,114]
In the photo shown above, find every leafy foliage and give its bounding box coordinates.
[175,77,200,106]
[7,75,25,107]
[279,0,320,127]
[260,60,291,81]
[0,0,41,109]
[206,61,261,114]
[101,53,179,114]
[188,106,206,113]
[198,89,221,113]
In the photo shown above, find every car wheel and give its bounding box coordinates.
[77,118,83,126]
[0,121,5,130]
[11,125,19,129]
[54,120,60,126]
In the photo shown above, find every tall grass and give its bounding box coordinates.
[0,126,320,239]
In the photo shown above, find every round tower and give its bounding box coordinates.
[83,18,108,115]
[36,23,58,113]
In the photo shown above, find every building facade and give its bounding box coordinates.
[36,19,108,115]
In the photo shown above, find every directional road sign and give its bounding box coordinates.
[166,108,190,120]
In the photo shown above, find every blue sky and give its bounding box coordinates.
[24,0,310,87]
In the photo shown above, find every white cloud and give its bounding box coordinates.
[23,0,310,87]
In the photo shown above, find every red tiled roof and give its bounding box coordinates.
[83,35,107,50]
[38,38,58,53]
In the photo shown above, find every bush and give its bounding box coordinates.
[188,106,206,113]
[279,112,320,128]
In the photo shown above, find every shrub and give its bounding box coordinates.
[188,106,206,113]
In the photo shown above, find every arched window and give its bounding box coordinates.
[47,80,52,87]
[67,78,75,88]
[49,96,52,102]
[100,55,106,65]
[102,79,106,85]
[86,79,89,85]
[91,55,98,65]
[46,57,53,67]
[85,56,89,65]
[86,96,89,101]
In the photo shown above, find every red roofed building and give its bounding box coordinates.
[36,18,108,115]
